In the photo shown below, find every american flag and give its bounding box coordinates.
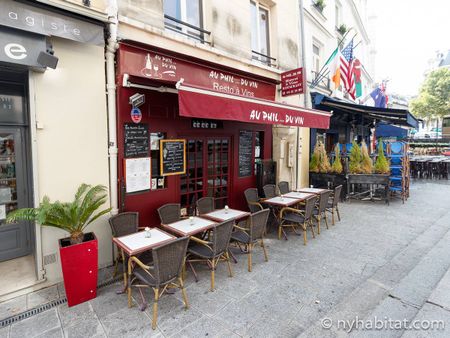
[340,40,355,99]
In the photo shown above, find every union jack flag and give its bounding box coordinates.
[340,40,355,99]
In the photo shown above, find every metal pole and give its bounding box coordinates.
[297,0,308,189]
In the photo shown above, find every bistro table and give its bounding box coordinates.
[201,208,250,222]
[161,216,217,237]
[263,196,303,240]
[296,187,330,194]
[112,228,176,301]
[283,191,315,200]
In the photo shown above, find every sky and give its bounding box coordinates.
[370,0,450,96]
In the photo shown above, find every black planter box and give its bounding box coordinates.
[346,174,390,204]
[309,172,347,200]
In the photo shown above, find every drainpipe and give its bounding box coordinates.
[296,0,309,189]
[106,0,119,215]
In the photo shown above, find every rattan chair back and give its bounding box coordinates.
[211,219,235,256]
[196,197,215,215]
[263,184,277,198]
[304,196,316,220]
[249,209,270,240]
[332,185,343,207]
[152,237,189,286]
[109,212,139,237]
[158,203,181,224]
[244,188,261,213]
[278,181,290,194]
[318,191,332,213]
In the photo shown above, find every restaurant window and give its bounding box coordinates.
[150,132,166,190]
[163,0,206,43]
[254,131,264,175]
[251,1,273,65]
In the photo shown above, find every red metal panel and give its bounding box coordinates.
[59,234,98,307]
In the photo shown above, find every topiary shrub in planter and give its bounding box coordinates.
[374,140,390,174]
[331,143,343,174]
[317,142,331,173]
[348,141,362,174]
[309,144,320,173]
[360,141,373,174]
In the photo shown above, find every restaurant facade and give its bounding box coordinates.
[115,42,330,227]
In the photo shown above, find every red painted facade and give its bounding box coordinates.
[116,43,275,227]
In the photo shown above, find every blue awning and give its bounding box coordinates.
[376,123,407,138]
[312,93,419,129]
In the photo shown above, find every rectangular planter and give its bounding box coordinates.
[346,174,390,204]
[309,172,347,200]
[59,232,98,307]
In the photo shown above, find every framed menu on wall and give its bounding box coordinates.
[160,139,186,176]
[125,157,151,193]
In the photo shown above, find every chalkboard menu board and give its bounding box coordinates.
[124,123,149,158]
[238,130,253,177]
[160,139,186,176]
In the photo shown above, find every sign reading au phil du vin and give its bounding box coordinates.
[281,68,304,96]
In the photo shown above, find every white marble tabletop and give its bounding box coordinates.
[162,216,217,236]
[113,228,175,256]
[263,196,301,207]
[296,187,329,194]
[283,191,316,200]
[202,208,250,222]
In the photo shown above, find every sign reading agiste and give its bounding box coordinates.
[281,68,304,96]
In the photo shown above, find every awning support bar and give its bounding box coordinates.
[122,73,178,94]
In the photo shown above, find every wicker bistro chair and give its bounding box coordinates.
[312,191,332,234]
[278,181,290,195]
[263,184,277,198]
[186,220,235,291]
[326,185,343,225]
[196,197,215,215]
[158,203,181,224]
[279,196,316,244]
[127,237,190,330]
[109,212,142,278]
[244,188,263,213]
[230,209,270,272]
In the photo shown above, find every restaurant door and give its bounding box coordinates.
[180,137,230,215]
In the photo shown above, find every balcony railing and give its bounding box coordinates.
[164,15,211,45]
[251,50,277,67]
[311,70,331,90]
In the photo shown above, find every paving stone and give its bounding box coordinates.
[10,308,60,338]
[428,269,450,310]
[27,286,59,309]
[214,296,266,335]
[350,297,418,338]
[143,294,203,336]
[57,283,66,299]
[401,303,449,338]
[0,326,9,338]
[0,295,26,320]
[89,283,128,319]
[242,312,305,338]
[390,231,450,307]
[63,318,106,338]
[57,302,96,328]
[169,315,239,338]
[35,327,63,338]
[100,306,163,338]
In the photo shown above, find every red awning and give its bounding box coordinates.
[177,83,330,129]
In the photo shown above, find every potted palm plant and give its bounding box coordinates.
[6,184,111,307]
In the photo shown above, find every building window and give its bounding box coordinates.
[163,0,209,43]
[312,42,321,74]
[335,2,342,28]
[250,1,273,65]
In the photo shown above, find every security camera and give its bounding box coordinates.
[129,93,145,107]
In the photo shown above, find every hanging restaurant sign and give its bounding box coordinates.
[177,83,331,129]
[281,67,304,96]
[117,44,276,101]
